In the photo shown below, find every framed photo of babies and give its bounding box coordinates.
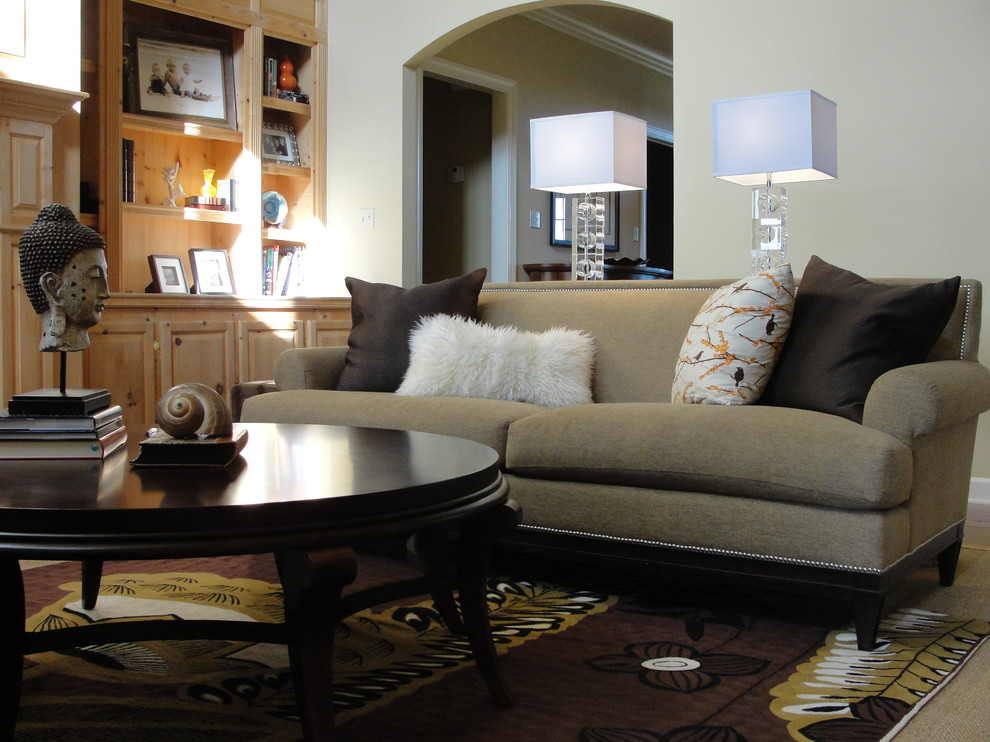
[124,25,236,130]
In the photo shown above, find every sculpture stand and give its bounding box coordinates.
[7,351,110,417]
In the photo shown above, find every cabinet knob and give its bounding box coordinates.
[175,338,182,346]
[153,340,160,351]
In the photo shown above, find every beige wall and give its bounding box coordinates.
[0,0,80,90]
[0,0,82,211]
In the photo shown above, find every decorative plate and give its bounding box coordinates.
[262,190,288,227]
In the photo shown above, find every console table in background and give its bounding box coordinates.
[523,260,673,281]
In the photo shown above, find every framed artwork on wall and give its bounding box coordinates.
[124,24,236,130]
[147,254,189,294]
[550,192,619,251]
[189,248,235,295]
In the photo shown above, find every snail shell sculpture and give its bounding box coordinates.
[156,383,233,439]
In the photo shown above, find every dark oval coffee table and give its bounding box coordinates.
[0,423,518,742]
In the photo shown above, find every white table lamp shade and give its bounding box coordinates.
[530,111,647,194]
[712,90,837,186]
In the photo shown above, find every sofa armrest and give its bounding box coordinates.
[231,379,277,421]
[863,360,990,443]
[274,346,349,390]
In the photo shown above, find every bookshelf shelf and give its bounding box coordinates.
[122,113,243,143]
[123,203,244,224]
[262,162,312,179]
[263,227,307,243]
[262,96,312,116]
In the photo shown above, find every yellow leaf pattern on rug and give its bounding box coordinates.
[769,608,990,741]
[21,571,615,736]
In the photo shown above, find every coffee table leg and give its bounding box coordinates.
[0,558,25,742]
[277,547,357,742]
[457,500,520,708]
[407,530,464,633]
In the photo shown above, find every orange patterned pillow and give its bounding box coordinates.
[672,264,795,405]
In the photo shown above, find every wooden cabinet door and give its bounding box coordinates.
[158,320,236,402]
[87,320,156,432]
[305,315,351,348]
[238,317,303,382]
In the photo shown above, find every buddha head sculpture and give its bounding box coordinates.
[19,204,110,352]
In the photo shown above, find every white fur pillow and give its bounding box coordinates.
[396,314,595,408]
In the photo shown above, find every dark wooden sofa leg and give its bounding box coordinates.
[937,537,963,587]
[851,590,884,651]
[81,560,104,609]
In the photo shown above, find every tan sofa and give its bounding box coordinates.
[241,277,990,650]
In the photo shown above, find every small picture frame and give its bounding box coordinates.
[262,122,301,166]
[189,248,235,295]
[147,254,189,294]
[124,24,236,130]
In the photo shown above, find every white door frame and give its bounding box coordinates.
[413,58,517,284]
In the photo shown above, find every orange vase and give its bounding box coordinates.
[278,55,297,92]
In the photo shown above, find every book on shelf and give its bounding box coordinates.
[262,245,306,296]
[273,245,293,295]
[264,56,277,97]
[184,196,228,210]
[0,404,124,432]
[0,423,127,460]
[262,245,276,295]
[216,178,237,211]
[285,245,306,296]
[122,138,134,203]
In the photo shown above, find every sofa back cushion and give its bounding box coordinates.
[478,276,981,405]
[479,281,719,403]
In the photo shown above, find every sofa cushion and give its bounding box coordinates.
[239,388,541,465]
[760,256,960,423]
[671,264,794,405]
[396,314,595,408]
[336,268,487,393]
[505,403,912,510]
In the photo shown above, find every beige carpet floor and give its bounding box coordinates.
[888,546,990,741]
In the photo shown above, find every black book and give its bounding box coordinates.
[131,428,248,468]
[0,418,124,440]
[8,388,112,417]
[0,403,122,431]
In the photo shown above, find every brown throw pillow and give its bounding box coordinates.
[759,256,960,423]
[336,268,488,392]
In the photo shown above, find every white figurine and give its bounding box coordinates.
[163,162,184,207]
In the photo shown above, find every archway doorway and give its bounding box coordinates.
[410,4,672,284]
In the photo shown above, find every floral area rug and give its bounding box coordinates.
[14,552,988,742]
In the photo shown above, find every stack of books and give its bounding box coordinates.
[0,404,127,460]
[263,56,278,97]
[261,244,306,296]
